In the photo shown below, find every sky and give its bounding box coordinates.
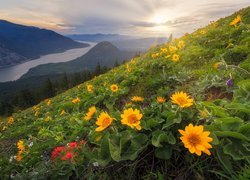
[0,0,249,37]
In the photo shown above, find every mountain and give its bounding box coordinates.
[112,37,168,51]
[68,33,168,51]
[21,41,136,78]
[0,43,28,67]
[1,7,250,179]
[0,20,89,67]
[68,33,133,42]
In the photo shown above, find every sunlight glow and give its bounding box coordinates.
[151,14,166,25]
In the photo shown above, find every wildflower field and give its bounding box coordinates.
[0,7,250,179]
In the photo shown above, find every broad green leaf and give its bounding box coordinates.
[167,132,176,145]
[214,131,249,141]
[216,148,233,175]
[215,117,243,131]
[155,145,172,160]
[97,134,111,166]
[223,140,250,160]
[152,130,168,147]
[239,123,250,138]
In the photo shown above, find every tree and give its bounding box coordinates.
[60,73,69,90]
[94,62,101,75]
[16,89,35,108]
[114,60,119,67]
[42,78,55,98]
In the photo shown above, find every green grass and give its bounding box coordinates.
[0,6,250,179]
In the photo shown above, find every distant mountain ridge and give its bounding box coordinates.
[68,33,168,52]
[68,33,133,42]
[21,41,136,78]
[0,20,89,67]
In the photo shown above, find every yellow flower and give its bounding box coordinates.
[170,91,194,108]
[17,140,25,152]
[161,47,168,53]
[16,152,22,161]
[87,85,93,92]
[60,110,66,116]
[34,111,39,117]
[95,112,114,132]
[157,96,166,103]
[2,126,7,131]
[7,117,14,125]
[177,40,185,49]
[46,99,51,106]
[213,62,222,69]
[213,22,218,27]
[230,15,241,27]
[44,116,51,122]
[179,124,213,156]
[125,101,132,106]
[165,55,171,59]
[131,96,144,102]
[200,30,206,35]
[72,97,80,104]
[84,106,96,121]
[110,84,119,92]
[169,45,177,53]
[126,64,131,72]
[121,108,143,130]
[95,135,102,142]
[152,53,159,59]
[172,54,180,62]
[199,109,210,118]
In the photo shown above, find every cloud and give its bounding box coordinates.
[0,0,249,37]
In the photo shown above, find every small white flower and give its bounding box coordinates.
[28,142,33,147]
[93,162,99,167]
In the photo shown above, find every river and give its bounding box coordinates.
[0,41,97,82]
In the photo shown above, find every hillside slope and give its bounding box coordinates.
[0,20,89,67]
[0,7,250,179]
[21,41,136,78]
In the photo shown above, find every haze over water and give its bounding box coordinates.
[0,42,96,82]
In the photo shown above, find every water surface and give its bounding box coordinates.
[0,41,96,82]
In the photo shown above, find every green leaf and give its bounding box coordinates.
[155,145,172,160]
[145,118,165,130]
[210,132,219,145]
[152,130,168,147]
[162,111,181,130]
[108,131,148,162]
[167,132,176,145]
[121,133,148,161]
[215,117,243,131]
[97,134,111,166]
[216,148,233,175]
[223,140,250,160]
[214,131,249,141]
[239,123,250,138]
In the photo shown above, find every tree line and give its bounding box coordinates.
[0,62,117,116]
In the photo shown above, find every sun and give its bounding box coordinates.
[151,14,166,25]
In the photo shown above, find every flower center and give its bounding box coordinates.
[177,97,187,105]
[102,118,111,127]
[128,114,139,124]
[188,134,201,146]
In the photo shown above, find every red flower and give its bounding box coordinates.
[51,146,65,160]
[61,152,74,161]
[68,142,78,148]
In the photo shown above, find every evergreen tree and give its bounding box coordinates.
[114,60,119,67]
[17,89,35,108]
[61,73,69,90]
[94,62,101,75]
[42,78,55,98]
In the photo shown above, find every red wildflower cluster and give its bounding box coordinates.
[51,141,86,162]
